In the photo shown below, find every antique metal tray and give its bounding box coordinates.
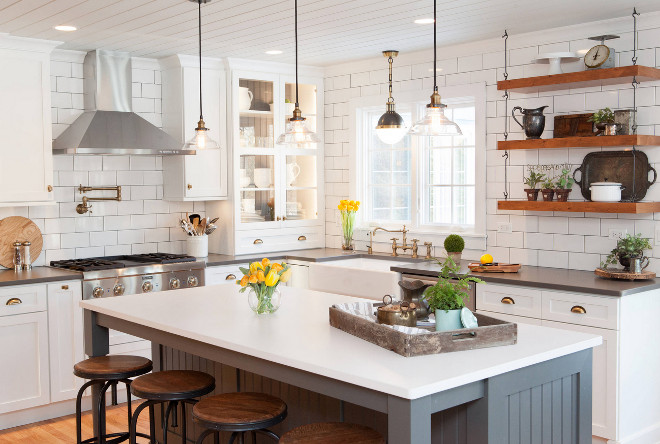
[573,150,657,202]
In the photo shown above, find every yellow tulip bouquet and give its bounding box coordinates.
[237,258,291,314]
[338,199,360,250]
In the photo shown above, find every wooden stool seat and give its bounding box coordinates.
[193,392,287,430]
[73,355,152,380]
[280,422,385,444]
[130,370,215,401]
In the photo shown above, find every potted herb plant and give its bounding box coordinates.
[602,233,652,271]
[523,170,545,201]
[540,177,556,201]
[443,234,465,264]
[554,168,574,202]
[423,257,483,331]
[589,107,619,136]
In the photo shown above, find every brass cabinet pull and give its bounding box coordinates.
[500,296,515,305]
[6,298,22,306]
[61,285,69,290]
[571,305,587,314]
[298,235,307,241]
[225,274,236,280]
[187,184,193,190]
[276,216,281,221]
[282,216,287,221]
[253,239,263,244]
[47,185,53,192]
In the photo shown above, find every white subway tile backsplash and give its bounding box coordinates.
[90,231,118,247]
[74,156,103,171]
[61,232,89,249]
[538,251,568,269]
[117,229,145,245]
[538,216,568,234]
[553,234,585,253]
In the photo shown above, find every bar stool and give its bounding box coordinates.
[279,422,385,444]
[74,355,153,444]
[129,370,216,444]
[192,392,287,443]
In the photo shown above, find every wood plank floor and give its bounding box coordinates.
[0,403,151,443]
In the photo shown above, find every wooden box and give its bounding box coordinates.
[554,113,594,138]
[329,307,517,357]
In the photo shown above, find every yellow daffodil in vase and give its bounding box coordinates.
[338,200,360,250]
[237,258,292,314]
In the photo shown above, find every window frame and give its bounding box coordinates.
[349,83,487,239]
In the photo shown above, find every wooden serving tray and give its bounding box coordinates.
[468,263,521,273]
[595,268,656,281]
[329,308,517,357]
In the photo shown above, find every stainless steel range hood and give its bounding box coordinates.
[53,50,193,155]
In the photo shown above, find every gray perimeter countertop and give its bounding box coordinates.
[0,267,82,288]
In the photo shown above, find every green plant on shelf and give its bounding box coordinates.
[423,257,483,313]
[555,169,574,189]
[602,233,652,269]
[523,170,545,189]
[588,107,615,124]
[541,177,556,190]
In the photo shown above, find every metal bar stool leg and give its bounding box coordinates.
[180,402,186,443]
[255,429,280,441]
[76,380,103,444]
[228,432,238,444]
[195,429,214,444]
[130,399,157,444]
[98,380,113,444]
[111,381,118,406]
[214,431,220,444]
[122,379,132,429]
[149,403,157,444]
[163,401,178,444]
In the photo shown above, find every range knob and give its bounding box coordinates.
[92,287,104,298]
[142,281,153,293]
[169,278,181,289]
[187,276,199,287]
[113,284,125,296]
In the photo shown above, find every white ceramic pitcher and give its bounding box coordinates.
[286,162,301,186]
[239,87,253,111]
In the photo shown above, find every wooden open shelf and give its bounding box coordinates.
[498,135,660,150]
[498,200,660,214]
[497,65,660,92]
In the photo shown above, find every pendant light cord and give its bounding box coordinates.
[433,0,437,93]
[295,0,299,107]
[388,55,394,103]
[198,0,203,121]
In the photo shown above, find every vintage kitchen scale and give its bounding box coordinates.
[584,35,619,70]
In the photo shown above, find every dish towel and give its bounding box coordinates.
[332,302,429,335]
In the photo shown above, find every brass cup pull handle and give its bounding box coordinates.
[62,285,69,290]
[298,235,307,241]
[500,296,515,305]
[187,184,193,190]
[6,298,22,306]
[225,274,236,280]
[571,305,587,314]
[253,239,263,245]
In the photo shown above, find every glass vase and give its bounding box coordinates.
[341,211,356,251]
[247,287,282,315]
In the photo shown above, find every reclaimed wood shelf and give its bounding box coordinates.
[497,65,660,92]
[498,200,660,214]
[498,135,660,150]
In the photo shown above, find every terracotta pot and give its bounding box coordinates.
[541,189,555,201]
[554,188,572,202]
[524,188,540,201]
[446,251,462,264]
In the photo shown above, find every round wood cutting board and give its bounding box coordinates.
[0,216,43,269]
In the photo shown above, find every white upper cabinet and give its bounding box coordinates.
[160,55,228,201]
[0,36,58,207]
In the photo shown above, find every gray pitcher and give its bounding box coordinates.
[512,105,548,139]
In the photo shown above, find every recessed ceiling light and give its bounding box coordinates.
[414,18,434,24]
[54,25,77,32]
[265,50,283,55]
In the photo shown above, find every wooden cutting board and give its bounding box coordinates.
[468,263,521,273]
[0,216,43,269]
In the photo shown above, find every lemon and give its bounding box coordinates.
[480,253,493,264]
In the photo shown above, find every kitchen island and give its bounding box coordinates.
[81,283,600,444]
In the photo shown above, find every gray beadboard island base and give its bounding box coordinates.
[84,310,593,443]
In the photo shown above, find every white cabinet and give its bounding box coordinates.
[476,283,542,319]
[160,54,228,201]
[0,311,50,413]
[47,281,84,403]
[0,36,57,206]
[205,264,243,286]
[285,263,309,289]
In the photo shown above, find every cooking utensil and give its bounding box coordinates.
[573,150,657,202]
[205,225,217,235]
[376,295,417,327]
[0,216,43,269]
[589,181,625,202]
[189,213,201,224]
[209,217,219,224]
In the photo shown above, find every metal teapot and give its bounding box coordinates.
[398,280,432,321]
[512,105,548,139]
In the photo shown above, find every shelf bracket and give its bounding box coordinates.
[502,30,510,200]
[630,8,640,202]
[632,8,640,66]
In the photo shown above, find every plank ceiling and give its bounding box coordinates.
[1,0,659,66]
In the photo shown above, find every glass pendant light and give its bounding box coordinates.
[376,51,407,145]
[277,0,321,146]
[409,0,462,136]
[184,0,219,150]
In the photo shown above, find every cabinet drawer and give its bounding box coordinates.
[476,309,542,326]
[236,227,323,255]
[542,291,619,330]
[476,283,542,319]
[206,265,243,286]
[0,284,47,316]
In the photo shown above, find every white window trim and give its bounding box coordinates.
[348,83,487,245]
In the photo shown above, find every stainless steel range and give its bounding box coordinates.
[51,253,205,299]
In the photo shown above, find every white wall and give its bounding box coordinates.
[323,11,660,272]
[0,50,205,266]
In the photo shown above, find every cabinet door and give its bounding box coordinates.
[0,49,53,204]
[47,281,84,402]
[542,320,618,440]
[0,311,50,413]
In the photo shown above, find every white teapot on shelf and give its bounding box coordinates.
[238,87,253,111]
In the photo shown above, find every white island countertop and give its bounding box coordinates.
[81,283,601,399]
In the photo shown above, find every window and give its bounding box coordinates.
[351,84,485,235]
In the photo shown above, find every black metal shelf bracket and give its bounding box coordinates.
[502,29,510,200]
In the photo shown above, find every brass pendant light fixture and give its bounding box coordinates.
[376,50,407,144]
[184,0,219,150]
[276,0,321,146]
[409,0,462,136]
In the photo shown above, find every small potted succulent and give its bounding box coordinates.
[423,257,483,331]
[443,234,465,264]
[554,168,574,202]
[523,170,545,201]
[589,107,619,136]
[602,233,652,271]
[540,177,556,201]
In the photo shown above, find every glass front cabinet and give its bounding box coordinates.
[224,62,324,255]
